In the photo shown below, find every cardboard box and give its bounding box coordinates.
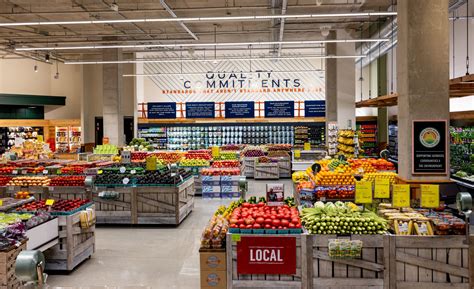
[202,185,221,193]
[200,270,226,289]
[202,175,221,182]
[220,192,241,199]
[200,251,226,271]
[220,175,243,182]
[202,192,221,199]
[221,185,239,193]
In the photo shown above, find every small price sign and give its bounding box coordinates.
[374,179,390,199]
[392,184,410,208]
[355,181,373,204]
[119,166,126,174]
[12,170,18,175]
[294,150,301,158]
[231,234,241,242]
[97,170,103,175]
[146,156,157,171]
[0,200,3,206]
[211,146,220,158]
[21,170,27,175]
[122,177,130,185]
[420,184,440,208]
[45,199,55,206]
[56,169,62,175]
[42,169,48,175]
[130,169,137,175]
[304,143,311,151]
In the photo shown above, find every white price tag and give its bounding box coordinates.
[130,169,136,175]
[42,170,48,175]
[119,166,126,174]
[12,170,18,175]
[122,177,130,185]
[21,170,27,175]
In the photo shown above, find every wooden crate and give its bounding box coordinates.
[92,187,133,224]
[48,186,92,201]
[254,163,280,180]
[389,235,472,289]
[5,186,47,200]
[44,205,95,271]
[0,241,26,289]
[226,233,303,289]
[309,235,387,289]
[241,157,256,178]
[135,177,195,225]
[277,157,292,178]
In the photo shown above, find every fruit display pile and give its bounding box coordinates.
[16,199,91,213]
[315,186,355,200]
[266,144,292,152]
[131,152,148,161]
[14,191,30,199]
[0,213,31,228]
[267,151,290,158]
[200,215,228,249]
[348,159,376,173]
[228,201,302,233]
[242,146,265,157]
[0,166,16,175]
[220,144,242,151]
[135,169,192,185]
[179,158,210,167]
[314,171,355,186]
[94,172,136,185]
[362,172,397,184]
[211,160,240,168]
[256,156,277,164]
[292,171,309,182]
[60,166,86,175]
[301,201,388,235]
[7,176,50,187]
[0,176,12,186]
[49,176,86,187]
[201,168,240,176]
[151,152,183,164]
[184,151,212,160]
[214,151,239,160]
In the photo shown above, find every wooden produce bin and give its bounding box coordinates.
[44,205,95,271]
[389,235,472,289]
[48,186,91,201]
[0,241,26,289]
[135,177,195,225]
[241,157,256,178]
[277,157,292,178]
[254,163,279,180]
[92,187,134,224]
[200,248,227,289]
[308,235,388,289]
[226,234,303,289]
[6,186,48,200]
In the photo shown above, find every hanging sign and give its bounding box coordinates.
[304,100,326,117]
[412,120,447,174]
[147,102,177,119]
[264,101,294,117]
[420,184,440,208]
[225,101,255,118]
[294,150,301,158]
[392,184,410,208]
[374,179,390,199]
[237,236,296,275]
[355,181,373,204]
[186,102,215,118]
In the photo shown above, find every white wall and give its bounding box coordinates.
[0,58,83,119]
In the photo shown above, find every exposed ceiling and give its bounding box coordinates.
[0,0,396,62]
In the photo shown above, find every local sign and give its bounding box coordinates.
[237,236,296,275]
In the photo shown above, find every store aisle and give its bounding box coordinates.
[46,180,293,289]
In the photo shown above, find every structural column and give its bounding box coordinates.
[377,54,388,147]
[397,0,450,179]
[102,48,124,146]
[325,30,356,134]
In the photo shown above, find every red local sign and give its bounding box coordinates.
[237,236,296,275]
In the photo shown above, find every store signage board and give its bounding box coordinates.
[146,156,157,171]
[374,179,390,199]
[186,102,215,118]
[266,183,285,206]
[225,101,255,118]
[392,184,410,208]
[211,146,220,158]
[264,101,294,118]
[304,143,311,151]
[355,181,373,204]
[412,120,448,174]
[420,184,440,208]
[304,100,326,117]
[147,102,176,119]
[237,236,296,275]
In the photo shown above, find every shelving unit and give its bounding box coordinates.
[138,127,167,149]
[55,126,82,153]
[0,126,43,150]
[388,122,398,160]
[293,124,325,149]
[356,121,378,156]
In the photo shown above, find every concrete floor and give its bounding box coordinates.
[46,180,293,289]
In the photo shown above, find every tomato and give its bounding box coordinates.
[237,219,244,225]
[253,223,261,229]
[291,218,300,224]
[270,215,276,220]
[242,203,250,208]
[278,226,283,229]
[257,202,265,207]
[229,218,238,224]
[288,223,295,228]
[239,224,246,228]
[264,224,271,229]
[246,224,252,229]
[272,219,281,227]
[281,219,289,227]
[230,224,238,228]
[276,214,284,219]
[256,217,265,224]
[264,218,272,224]
[271,226,276,229]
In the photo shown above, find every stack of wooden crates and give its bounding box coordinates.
[200,248,227,289]
[0,241,26,289]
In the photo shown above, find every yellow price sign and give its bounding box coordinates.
[420,184,440,209]
[37,135,44,142]
[97,170,103,175]
[355,181,373,204]
[374,179,390,199]
[45,199,55,206]
[231,234,241,242]
[146,156,157,171]
[0,200,3,206]
[392,184,410,208]
[294,150,301,158]
[304,143,311,151]
[211,146,220,158]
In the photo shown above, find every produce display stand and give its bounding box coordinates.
[0,240,27,289]
[241,157,257,178]
[254,163,279,180]
[226,233,303,289]
[277,157,292,178]
[26,217,59,251]
[48,186,92,201]
[224,234,474,289]
[93,177,195,225]
[291,150,327,172]
[43,204,96,271]
[6,185,47,200]
[0,197,34,212]
[200,248,227,289]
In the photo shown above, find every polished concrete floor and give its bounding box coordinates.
[46,180,293,289]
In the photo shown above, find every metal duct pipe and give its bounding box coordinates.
[160,0,199,40]
[277,0,288,57]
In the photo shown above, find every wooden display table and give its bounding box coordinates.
[0,240,27,289]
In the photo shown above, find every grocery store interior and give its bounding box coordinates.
[0,0,473,288]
